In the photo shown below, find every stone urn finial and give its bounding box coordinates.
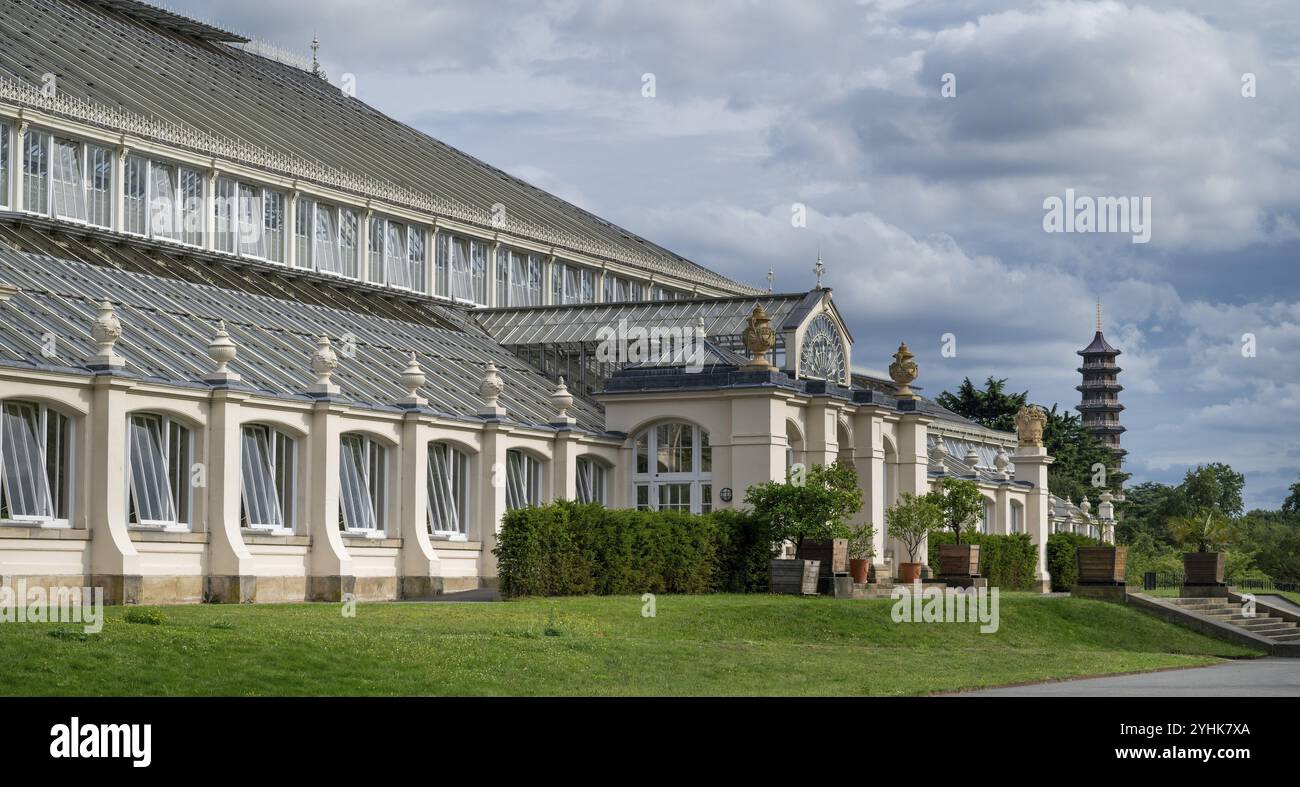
[205,320,240,383]
[89,300,126,369]
[889,342,919,399]
[928,439,949,473]
[1080,497,1092,516]
[741,303,777,371]
[964,446,981,468]
[310,334,340,396]
[1013,405,1047,448]
[993,449,1010,478]
[398,351,427,407]
[478,361,506,418]
[551,376,576,425]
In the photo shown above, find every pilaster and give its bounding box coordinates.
[205,387,256,601]
[306,396,352,599]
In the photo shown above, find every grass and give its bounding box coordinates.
[1143,586,1300,606]
[0,594,1262,696]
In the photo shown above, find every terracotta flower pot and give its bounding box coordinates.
[849,558,870,583]
[898,562,922,583]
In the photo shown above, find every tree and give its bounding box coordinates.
[1284,478,1300,516]
[1167,508,1237,553]
[934,376,1027,432]
[1180,463,1244,517]
[745,462,862,554]
[925,476,985,545]
[1116,481,1187,546]
[885,492,944,563]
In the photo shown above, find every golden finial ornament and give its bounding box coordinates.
[888,341,919,399]
[741,303,777,371]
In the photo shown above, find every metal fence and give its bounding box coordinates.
[1142,571,1298,593]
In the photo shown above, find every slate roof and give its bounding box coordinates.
[0,0,758,296]
[0,216,605,432]
[1078,330,1120,356]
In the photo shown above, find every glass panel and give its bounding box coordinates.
[701,484,712,514]
[435,233,449,296]
[294,198,311,267]
[564,266,580,305]
[408,226,426,293]
[338,435,376,531]
[0,123,8,207]
[471,241,488,304]
[427,443,467,534]
[23,129,49,214]
[149,162,177,240]
[214,177,237,253]
[368,443,386,528]
[50,138,87,222]
[658,483,691,512]
[496,246,510,305]
[505,450,539,510]
[450,237,473,301]
[316,204,342,274]
[339,209,358,277]
[238,183,265,258]
[656,423,692,474]
[274,430,295,529]
[367,217,384,284]
[128,414,174,524]
[169,421,190,525]
[581,269,595,303]
[576,457,592,504]
[385,220,410,289]
[124,155,147,235]
[528,255,542,305]
[179,167,205,246]
[240,425,282,527]
[635,484,650,510]
[700,428,712,473]
[264,190,285,263]
[635,432,648,474]
[44,409,70,520]
[1,402,53,519]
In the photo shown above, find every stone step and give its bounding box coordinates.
[1247,623,1298,635]
[1226,617,1282,628]
[1271,632,1300,642]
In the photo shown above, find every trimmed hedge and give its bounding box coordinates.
[1046,532,1100,591]
[494,501,778,597]
[927,532,1038,590]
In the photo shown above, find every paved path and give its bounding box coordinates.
[961,658,1300,696]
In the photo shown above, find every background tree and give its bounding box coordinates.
[1283,477,1300,516]
[935,376,1027,432]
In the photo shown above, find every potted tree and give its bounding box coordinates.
[747,462,861,594]
[847,521,876,583]
[927,477,985,577]
[885,493,943,583]
[1168,508,1236,586]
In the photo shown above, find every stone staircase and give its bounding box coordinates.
[1164,596,1300,645]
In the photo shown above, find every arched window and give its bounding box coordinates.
[981,499,994,534]
[240,425,296,531]
[506,449,543,510]
[127,413,190,528]
[340,434,386,533]
[428,442,469,537]
[1010,501,1024,534]
[575,456,607,505]
[0,400,72,524]
[632,421,712,514]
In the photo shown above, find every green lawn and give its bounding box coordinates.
[0,594,1262,696]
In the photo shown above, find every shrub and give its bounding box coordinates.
[124,608,165,625]
[1046,532,1100,591]
[745,462,861,553]
[928,531,1038,590]
[494,502,776,597]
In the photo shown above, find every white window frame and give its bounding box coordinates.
[120,157,205,249]
[126,413,192,531]
[575,456,608,505]
[239,424,296,534]
[0,121,10,210]
[339,433,388,537]
[427,442,470,539]
[631,422,712,514]
[505,449,543,511]
[0,400,73,528]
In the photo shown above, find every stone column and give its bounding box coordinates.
[204,166,218,252]
[306,398,354,601]
[398,409,442,598]
[205,387,257,602]
[551,430,579,502]
[993,484,1011,535]
[852,407,887,576]
[804,398,838,467]
[477,421,508,585]
[1014,445,1053,592]
[87,373,142,604]
[729,394,786,500]
[894,410,933,574]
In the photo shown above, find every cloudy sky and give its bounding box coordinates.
[174,0,1300,509]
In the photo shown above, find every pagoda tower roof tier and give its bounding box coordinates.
[1077,330,1121,356]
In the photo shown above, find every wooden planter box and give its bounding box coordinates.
[769,559,821,595]
[798,539,848,579]
[938,543,981,577]
[1183,552,1226,586]
[1076,546,1127,585]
